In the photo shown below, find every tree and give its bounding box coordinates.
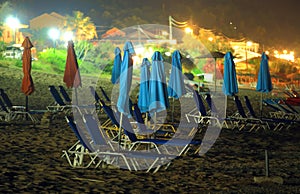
[74,40,93,60]
[0,1,13,37]
[64,11,97,41]
[30,28,52,51]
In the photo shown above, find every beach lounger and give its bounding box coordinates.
[82,114,177,173]
[58,85,72,104]
[0,88,26,111]
[204,93,219,116]
[63,115,138,169]
[98,99,121,140]
[47,85,72,113]
[99,86,111,103]
[89,85,104,113]
[233,96,296,131]
[114,110,202,156]
[83,114,180,173]
[132,104,176,138]
[0,89,37,123]
[47,86,94,115]
[229,96,271,131]
[62,115,138,170]
[0,98,10,121]
[263,98,298,120]
[62,116,101,168]
[185,90,223,130]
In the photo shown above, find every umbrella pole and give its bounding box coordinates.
[25,96,28,112]
[75,88,78,105]
[145,112,148,127]
[224,95,227,118]
[214,57,217,92]
[172,97,174,123]
[260,92,263,118]
[25,96,29,120]
[118,113,123,148]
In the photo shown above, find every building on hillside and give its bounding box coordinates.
[101,27,125,39]
[29,12,65,30]
[100,26,177,45]
[0,23,28,44]
[230,40,260,56]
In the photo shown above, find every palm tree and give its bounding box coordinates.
[64,11,97,41]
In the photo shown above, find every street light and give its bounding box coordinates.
[63,31,74,47]
[5,16,20,44]
[184,27,193,34]
[48,28,60,53]
[63,31,74,42]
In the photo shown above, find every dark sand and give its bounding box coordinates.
[1,67,300,193]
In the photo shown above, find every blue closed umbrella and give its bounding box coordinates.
[117,41,135,116]
[167,50,187,98]
[123,41,135,55]
[116,41,135,145]
[256,52,272,116]
[222,52,238,96]
[256,52,272,93]
[149,51,169,115]
[111,47,122,84]
[222,52,238,117]
[138,58,151,113]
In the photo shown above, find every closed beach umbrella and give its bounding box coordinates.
[63,40,81,104]
[116,41,135,145]
[256,52,272,116]
[138,58,151,113]
[64,40,81,88]
[116,41,134,116]
[168,50,186,122]
[256,52,272,93]
[21,36,34,111]
[222,52,238,116]
[222,52,238,96]
[167,50,186,98]
[149,51,169,115]
[111,47,122,84]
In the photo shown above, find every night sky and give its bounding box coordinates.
[2,0,300,54]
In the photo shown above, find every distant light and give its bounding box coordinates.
[246,41,253,47]
[165,52,171,56]
[184,27,193,34]
[265,51,269,55]
[208,37,213,42]
[162,31,168,36]
[273,49,295,62]
[5,16,20,29]
[48,28,60,41]
[63,31,74,41]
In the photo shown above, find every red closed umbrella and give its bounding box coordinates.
[63,40,81,103]
[21,36,34,111]
[64,40,81,88]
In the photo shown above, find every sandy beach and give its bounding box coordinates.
[1,67,300,193]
